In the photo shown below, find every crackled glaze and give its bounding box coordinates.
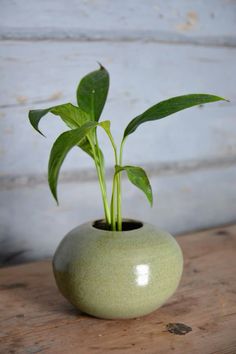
[53,220,183,319]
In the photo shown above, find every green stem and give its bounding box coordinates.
[95,131,106,193]
[110,173,117,231]
[105,131,118,231]
[88,134,111,225]
[89,94,110,225]
[116,173,121,231]
[117,137,126,231]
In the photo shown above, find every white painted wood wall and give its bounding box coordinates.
[0,0,236,264]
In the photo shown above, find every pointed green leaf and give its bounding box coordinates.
[99,120,118,155]
[48,121,98,203]
[99,120,111,134]
[29,107,51,136]
[51,104,89,129]
[29,103,95,158]
[116,165,153,206]
[28,103,90,135]
[77,64,109,121]
[124,94,227,138]
[99,120,113,142]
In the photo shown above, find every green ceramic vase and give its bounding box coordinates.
[53,219,183,319]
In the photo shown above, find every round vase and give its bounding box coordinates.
[53,219,183,319]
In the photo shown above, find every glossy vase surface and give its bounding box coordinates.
[53,220,183,319]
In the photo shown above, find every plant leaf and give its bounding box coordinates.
[99,120,114,142]
[77,64,109,121]
[116,165,153,206]
[124,94,227,138]
[48,121,98,203]
[29,103,95,158]
[29,103,90,135]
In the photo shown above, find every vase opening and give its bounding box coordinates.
[93,219,143,231]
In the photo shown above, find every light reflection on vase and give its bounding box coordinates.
[135,264,150,287]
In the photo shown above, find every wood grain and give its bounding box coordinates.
[0,224,236,354]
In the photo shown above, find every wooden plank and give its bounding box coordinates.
[0,41,235,175]
[0,166,236,265]
[0,224,236,354]
[1,0,236,45]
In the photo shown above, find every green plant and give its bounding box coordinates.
[29,64,226,231]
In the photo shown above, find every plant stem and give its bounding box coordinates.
[116,137,126,231]
[88,133,111,225]
[104,131,118,231]
[94,131,107,194]
[116,173,121,231]
[110,173,117,231]
[97,162,111,225]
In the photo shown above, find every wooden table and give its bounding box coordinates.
[1,225,236,354]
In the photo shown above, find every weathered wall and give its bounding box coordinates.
[0,0,236,264]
